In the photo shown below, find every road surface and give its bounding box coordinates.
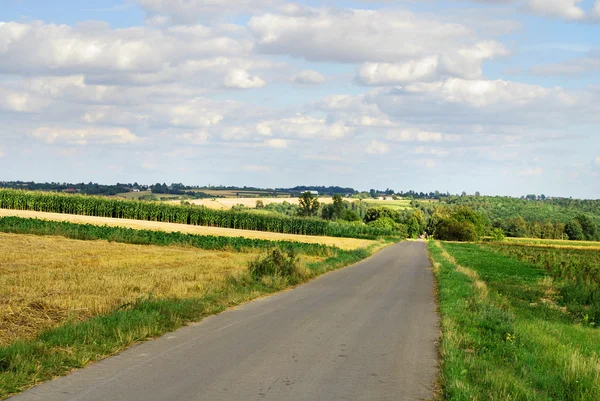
[11,241,438,401]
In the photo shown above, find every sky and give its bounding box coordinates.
[1,0,600,198]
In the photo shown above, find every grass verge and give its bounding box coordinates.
[429,241,600,400]
[0,231,384,399]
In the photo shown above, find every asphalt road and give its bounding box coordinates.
[11,241,439,401]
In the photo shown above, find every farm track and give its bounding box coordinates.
[10,241,438,401]
[0,209,373,250]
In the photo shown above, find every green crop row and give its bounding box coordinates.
[0,216,339,256]
[0,189,395,239]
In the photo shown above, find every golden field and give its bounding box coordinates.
[0,233,322,346]
[0,209,374,250]
[504,237,600,250]
[174,197,334,209]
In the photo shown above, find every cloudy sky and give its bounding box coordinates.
[1,0,600,197]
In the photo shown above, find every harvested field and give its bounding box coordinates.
[0,209,373,250]
[504,237,600,250]
[0,233,286,346]
[173,197,334,210]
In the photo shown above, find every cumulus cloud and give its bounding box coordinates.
[595,156,600,166]
[224,69,266,89]
[356,41,507,85]
[366,140,389,154]
[250,9,490,64]
[134,0,281,23]
[0,21,253,78]
[30,127,139,145]
[291,70,326,85]
[594,1,600,18]
[264,138,288,148]
[179,130,210,145]
[386,129,461,142]
[525,0,585,20]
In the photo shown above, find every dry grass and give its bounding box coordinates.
[172,197,334,209]
[0,209,373,250]
[0,233,322,346]
[504,237,600,250]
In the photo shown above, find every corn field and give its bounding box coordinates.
[0,190,395,239]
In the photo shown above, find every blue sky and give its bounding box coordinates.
[1,0,599,197]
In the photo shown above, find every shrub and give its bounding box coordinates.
[368,217,397,229]
[435,218,479,242]
[248,249,302,280]
[341,209,361,222]
[490,228,505,241]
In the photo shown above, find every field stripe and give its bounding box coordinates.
[0,209,373,250]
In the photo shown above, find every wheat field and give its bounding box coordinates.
[0,233,323,346]
[0,209,374,250]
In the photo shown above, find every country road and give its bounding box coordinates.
[10,241,439,401]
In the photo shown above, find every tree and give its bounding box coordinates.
[565,219,585,241]
[475,191,481,197]
[364,207,400,223]
[574,214,598,241]
[369,189,377,198]
[255,200,265,209]
[298,192,320,217]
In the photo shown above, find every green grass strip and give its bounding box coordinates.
[429,241,600,400]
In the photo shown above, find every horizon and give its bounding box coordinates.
[1,179,595,200]
[1,0,600,198]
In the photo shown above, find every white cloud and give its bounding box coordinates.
[224,69,266,89]
[291,70,325,85]
[179,130,210,145]
[393,78,576,109]
[366,140,389,154]
[0,88,48,112]
[0,21,253,77]
[526,0,585,20]
[249,9,501,65]
[357,57,440,85]
[415,146,450,157]
[264,138,288,148]
[595,156,600,166]
[31,127,138,145]
[386,128,461,142]
[134,0,281,22]
[518,167,543,176]
[256,122,272,136]
[594,1,600,18]
[0,147,5,158]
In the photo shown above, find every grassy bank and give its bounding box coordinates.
[0,229,382,399]
[429,241,600,400]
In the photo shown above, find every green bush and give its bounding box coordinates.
[435,218,479,242]
[248,249,301,280]
[368,217,397,229]
[490,228,505,241]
